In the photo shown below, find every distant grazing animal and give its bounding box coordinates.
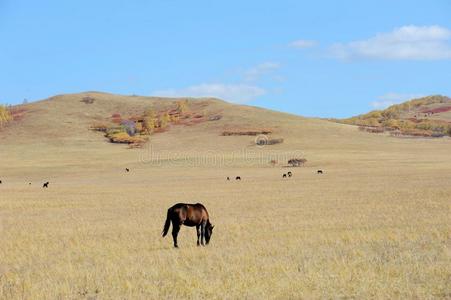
[227,177,230,181]
[317,170,323,174]
[125,168,130,172]
[43,182,49,188]
[29,183,31,185]
[287,171,292,177]
[235,176,241,181]
[162,203,214,248]
[283,174,287,178]
[0,180,2,184]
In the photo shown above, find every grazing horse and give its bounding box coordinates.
[235,176,241,181]
[125,168,130,172]
[287,171,292,177]
[317,170,323,174]
[162,203,214,248]
[0,180,2,184]
[283,174,287,178]
[43,182,49,188]
[227,177,230,181]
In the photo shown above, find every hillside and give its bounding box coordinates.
[0,92,355,175]
[0,92,354,149]
[334,95,451,137]
[1,92,450,178]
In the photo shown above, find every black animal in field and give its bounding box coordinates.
[226,177,230,181]
[235,176,241,181]
[283,174,287,178]
[162,203,214,248]
[43,182,49,188]
[317,170,323,174]
[287,171,292,177]
[0,180,2,184]
[125,168,130,172]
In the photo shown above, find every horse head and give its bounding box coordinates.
[205,224,214,244]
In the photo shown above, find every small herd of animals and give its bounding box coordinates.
[1,167,324,248]
[226,169,324,181]
[0,169,324,189]
[0,180,50,188]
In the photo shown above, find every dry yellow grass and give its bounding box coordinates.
[0,93,450,299]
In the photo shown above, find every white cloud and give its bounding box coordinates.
[153,83,266,103]
[370,93,424,109]
[243,62,280,81]
[290,40,317,48]
[331,25,451,60]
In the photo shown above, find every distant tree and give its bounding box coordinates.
[176,100,189,114]
[143,108,158,133]
[121,120,137,136]
[0,105,12,128]
[382,119,399,129]
[159,112,170,128]
[81,96,95,104]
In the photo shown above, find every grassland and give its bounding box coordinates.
[0,93,450,299]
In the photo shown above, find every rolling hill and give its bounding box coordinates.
[334,95,451,137]
[0,91,359,151]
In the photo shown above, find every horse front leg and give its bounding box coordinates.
[196,225,201,246]
[172,223,180,248]
[200,222,206,246]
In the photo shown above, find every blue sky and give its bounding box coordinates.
[1,0,450,117]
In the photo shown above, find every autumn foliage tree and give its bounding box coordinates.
[159,112,170,129]
[0,105,12,128]
[176,100,189,114]
[143,108,158,134]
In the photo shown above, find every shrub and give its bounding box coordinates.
[399,128,433,137]
[288,158,307,167]
[90,122,109,132]
[81,96,95,104]
[121,120,137,136]
[107,131,148,145]
[176,100,189,114]
[222,129,273,136]
[382,119,400,129]
[358,126,384,133]
[159,112,170,128]
[256,138,284,146]
[208,115,222,121]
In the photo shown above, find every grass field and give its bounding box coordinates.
[0,94,450,299]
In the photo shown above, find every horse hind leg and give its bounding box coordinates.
[196,225,201,246]
[172,222,180,248]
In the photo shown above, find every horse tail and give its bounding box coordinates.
[162,208,172,237]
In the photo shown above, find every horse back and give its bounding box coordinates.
[170,203,209,226]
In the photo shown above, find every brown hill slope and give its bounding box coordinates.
[1,92,450,179]
[334,95,451,137]
[0,91,341,148]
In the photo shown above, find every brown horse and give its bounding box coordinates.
[162,203,214,248]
